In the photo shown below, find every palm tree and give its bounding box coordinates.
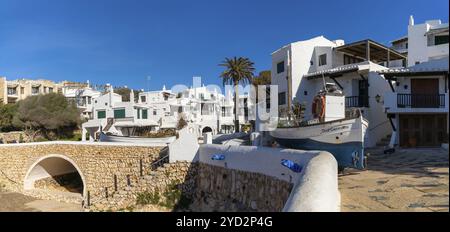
[219,57,255,132]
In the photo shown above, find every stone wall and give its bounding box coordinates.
[0,132,29,144]
[190,163,293,212]
[90,162,293,212]
[0,142,163,203]
[91,161,198,211]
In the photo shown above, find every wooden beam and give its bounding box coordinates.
[330,77,344,90]
[387,49,391,67]
[366,40,370,61]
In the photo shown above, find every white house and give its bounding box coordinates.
[140,86,250,136]
[271,36,407,147]
[380,57,448,148]
[61,81,102,119]
[406,16,449,67]
[81,86,158,141]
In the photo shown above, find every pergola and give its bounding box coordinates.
[335,39,407,65]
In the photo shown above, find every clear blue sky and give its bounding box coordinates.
[0,0,448,91]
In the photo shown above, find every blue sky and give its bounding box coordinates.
[0,0,448,91]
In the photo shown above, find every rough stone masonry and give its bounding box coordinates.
[0,142,163,203]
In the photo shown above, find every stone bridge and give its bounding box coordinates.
[0,141,163,206]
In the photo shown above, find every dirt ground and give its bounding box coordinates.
[339,147,449,212]
[0,192,82,212]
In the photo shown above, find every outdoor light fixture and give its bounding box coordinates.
[375,94,381,103]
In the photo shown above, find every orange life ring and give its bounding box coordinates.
[312,95,325,119]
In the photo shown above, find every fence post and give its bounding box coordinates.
[114,174,118,192]
[140,159,143,177]
[87,191,90,206]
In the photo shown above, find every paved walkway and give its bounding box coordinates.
[339,147,449,212]
[0,192,82,212]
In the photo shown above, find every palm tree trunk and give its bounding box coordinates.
[234,84,240,132]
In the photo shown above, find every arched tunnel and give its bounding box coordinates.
[24,155,86,197]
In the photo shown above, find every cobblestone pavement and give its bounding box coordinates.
[339,147,449,212]
[0,191,82,212]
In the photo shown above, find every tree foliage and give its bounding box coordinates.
[13,93,80,140]
[0,103,19,132]
[252,70,271,86]
[219,57,255,132]
[114,87,141,102]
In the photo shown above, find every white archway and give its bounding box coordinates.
[24,154,87,197]
[202,126,213,134]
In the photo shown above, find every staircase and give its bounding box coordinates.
[103,118,114,132]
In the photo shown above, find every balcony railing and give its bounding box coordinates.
[397,94,445,108]
[345,96,369,108]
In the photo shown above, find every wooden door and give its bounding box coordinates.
[400,114,448,147]
[411,79,439,107]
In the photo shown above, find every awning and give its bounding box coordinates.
[335,39,406,63]
[305,61,371,80]
[378,57,449,78]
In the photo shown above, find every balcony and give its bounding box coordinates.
[397,94,445,108]
[345,96,369,108]
[384,92,449,113]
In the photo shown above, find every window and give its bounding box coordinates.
[137,109,141,119]
[87,97,91,105]
[318,54,327,66]
[278,92,286,105]
[344,54,364,65]
[48,87,53,93]
[140,96,146,103]
[142,109,148,119]
[277,61,285,74]
[20,87,24,94]
[153,110,157,115]
[114,109,126,119]
[435,35,449,45]
[97,110,106,119]
[222,107,226,117]
[406,43,408,49]
[178,106,183,113]
[43,87,47,93]
[7,87,17,95]
[32,87,39,95]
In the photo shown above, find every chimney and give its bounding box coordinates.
[409,15,414,26]
[130,89,134,103]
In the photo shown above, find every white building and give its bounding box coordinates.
[271,36,407,147]
[61,81,102,119]
[380,57,448,147]
[401,16,449,67]
[81,86,158,141]
[382,17,449,148]
[139,86,250,136]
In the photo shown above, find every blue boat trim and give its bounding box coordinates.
[274,138,365,169]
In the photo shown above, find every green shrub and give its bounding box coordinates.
[136,191,161,205]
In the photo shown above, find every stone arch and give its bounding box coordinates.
[202,126,213,134]
[23,154,87,197]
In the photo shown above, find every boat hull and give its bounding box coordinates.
[99,132,176,145]
[270,116,368,169]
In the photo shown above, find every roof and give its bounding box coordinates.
[335,39,406,63]
[378,57,449,77]
[425,26,449,36]
[390,36,408,44]
[305,61,371,80]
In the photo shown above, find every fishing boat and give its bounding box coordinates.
[99,132,176,146]
[270,84,369,170]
